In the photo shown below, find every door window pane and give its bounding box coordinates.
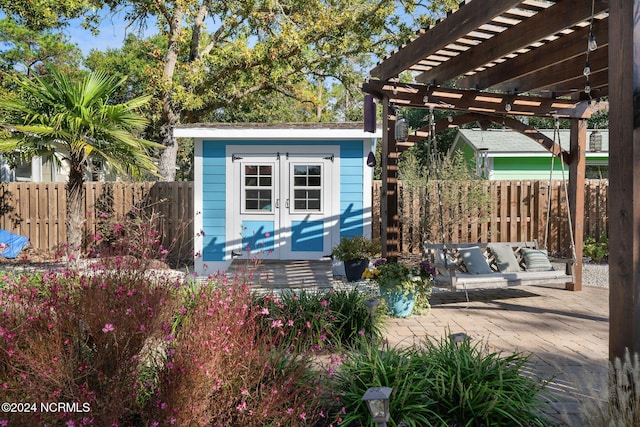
[244,164,273,212]
[292,165,322,212]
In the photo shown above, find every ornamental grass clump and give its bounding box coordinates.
[420,334,549,427]
[328,337,443,426]
[578,350,640,427]
[150,275,327,426]
[328,333,550,426]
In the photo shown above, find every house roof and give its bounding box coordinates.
[453,128,609,156]
[173,122,382,139]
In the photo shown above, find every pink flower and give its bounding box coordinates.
[299,412,306,420]
[102,323,115,333]
[241,389,249,396]
[358,330,365,336]
[320,300,329,307]
[261,307,269,315]
[271,319,283,328]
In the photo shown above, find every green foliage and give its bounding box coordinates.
[421,334,549,427]
[583,235,609,263]
[0,0,95,31]
[332,236,381,261]
[329,338,443,427]
[330,334,550,427]
[255,288,383,352]
[0,67,161,253]
[0,18,82,75]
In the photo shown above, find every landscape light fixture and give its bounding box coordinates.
[362,386,392,426]
[450,332,470,347]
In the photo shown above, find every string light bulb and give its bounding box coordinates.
[588,32,597,51]
[583,60,591,76]
[585,81,592,94]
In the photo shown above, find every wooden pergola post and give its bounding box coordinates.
[567,119,586,291]
[609,0,640,361]
[380,98,399,261]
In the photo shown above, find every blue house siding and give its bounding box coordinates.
[201,143,227,261]
[199,138,367,263]
[339,143,364,238]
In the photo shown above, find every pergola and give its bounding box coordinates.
[362,0,638,362]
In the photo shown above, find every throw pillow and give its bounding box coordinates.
[435,249,458,275]
[459,246,493,274]
[520,248,553,272]
[488,243,522,273]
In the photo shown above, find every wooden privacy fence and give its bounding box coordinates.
[372,180,609,257]
[0,180,608,260]
[0,182,194,261]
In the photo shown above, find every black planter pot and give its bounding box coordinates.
[344,258,369,282]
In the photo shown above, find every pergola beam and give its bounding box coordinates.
[361,80,590,118]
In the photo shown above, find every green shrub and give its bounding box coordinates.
[254,288,383,353]
[332,236,381,261]
[329,334,550,426]
[420,334,549,427]
[583,235,608,262]
[329,338,442,427]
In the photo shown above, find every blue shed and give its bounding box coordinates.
[174,123,381,275]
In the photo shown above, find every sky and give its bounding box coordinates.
[65,9,154,55]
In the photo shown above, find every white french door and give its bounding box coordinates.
[228,146,339,260]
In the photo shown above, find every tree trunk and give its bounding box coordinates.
[65,162,85,264]
[156,6,185,182]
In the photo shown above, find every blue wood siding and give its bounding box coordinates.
[201,143,227,261]
[339,143,364,237]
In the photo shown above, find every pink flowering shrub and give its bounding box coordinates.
[0,259,179,426]
[149,276,327,426]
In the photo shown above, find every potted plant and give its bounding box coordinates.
[363,259,435,317]
[332,236,381,281]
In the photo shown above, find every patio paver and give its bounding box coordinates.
[381,284,609,426]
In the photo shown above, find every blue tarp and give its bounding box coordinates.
[0,229,29,259]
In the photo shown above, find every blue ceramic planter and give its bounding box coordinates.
[381,288,416,317]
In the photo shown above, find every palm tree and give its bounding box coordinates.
[0,68,162,259]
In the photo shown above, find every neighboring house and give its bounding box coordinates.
[449,128,609,180]
[0,155,110,182]
[174,122,380,275]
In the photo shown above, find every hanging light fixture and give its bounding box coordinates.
[589,130,602,152]
[395,113,409,143]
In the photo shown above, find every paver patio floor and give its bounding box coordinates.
[382,284,609,426]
